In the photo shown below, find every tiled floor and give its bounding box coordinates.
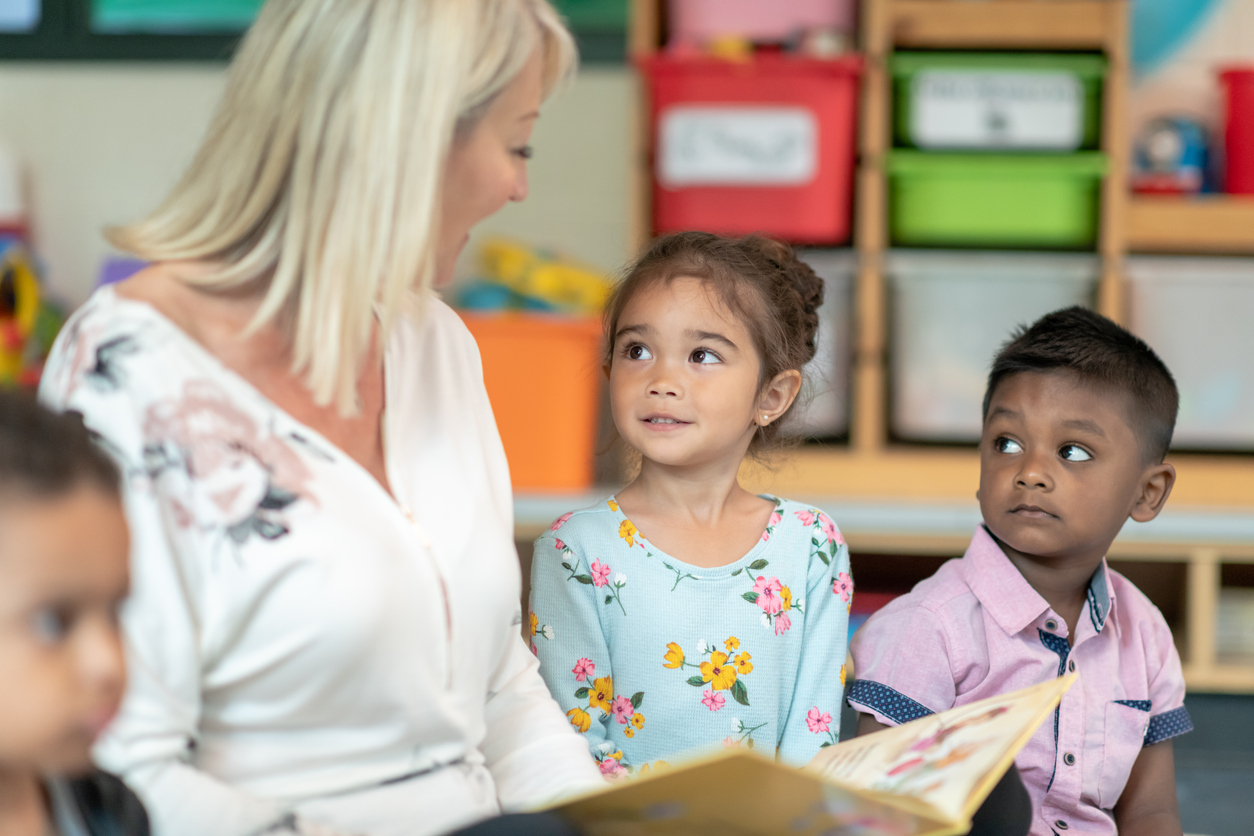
[839,689,1254,835]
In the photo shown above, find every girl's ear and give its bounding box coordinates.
[1129,462,1176,523]
[603,363,612,380]
[756,369,803,426]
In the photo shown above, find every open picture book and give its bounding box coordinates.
[551,674,1076,836]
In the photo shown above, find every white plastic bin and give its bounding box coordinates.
[1125,256,1254,450]
[787,249,855,438]
[889,251,1098,442]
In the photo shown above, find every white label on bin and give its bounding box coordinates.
[658,106,817,187]
[911,71,1083,150]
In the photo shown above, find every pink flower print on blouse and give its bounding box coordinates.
[572,658,595,682]
[806,707,832,734]
[794,509,817,527]
[142,380,312,545]
[833,571,853,602]
[819,513,843,545]
[555,538,566,551]
[590,560,612,588]
[701,690,725,712]
[611,695,635,725]
[550,512,573,533]
[598,756,626,778]
[752,576,784,615]
[761,510,783,542]
[773,611,792,636]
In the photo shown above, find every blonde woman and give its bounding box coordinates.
[38,1,604,835]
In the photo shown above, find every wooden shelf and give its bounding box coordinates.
[1127,195,1254,254]
[890,0,1122,50]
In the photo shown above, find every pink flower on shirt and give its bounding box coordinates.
[611,695,634,724]
[550,512,573,533]
[599,757,626,778]
[774,611,792,635]
[701,689,725,711]
[795,509,817,527]
[555,538,566,551]
[819,514,843,545]
[806,707,832,734]
[753,576,783,614]
[572,658,595,682]
[833,571,853,602]
[590,560,611,588]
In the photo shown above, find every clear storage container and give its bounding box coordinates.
[889,251,1098,442]
[1125,256,1254,450]
[787,250,855,438]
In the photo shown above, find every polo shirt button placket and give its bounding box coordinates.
[1045,618,1059,632]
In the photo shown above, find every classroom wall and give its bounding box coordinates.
[0,63,636,306]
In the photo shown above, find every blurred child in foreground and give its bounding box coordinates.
[0,391,146,836]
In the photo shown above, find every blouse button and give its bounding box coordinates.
[1068,660,1076,672]
[1063,752,1076,766]
[1045,619,1059,631]
[1055,820,1069,830]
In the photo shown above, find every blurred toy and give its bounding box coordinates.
[455,238,613,315]
[1131,116,1209,194]
[0,241,64,388]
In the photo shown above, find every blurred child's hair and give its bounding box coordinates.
[604,231,824,450]
[983,306,1179,463]
[0,390,120,501]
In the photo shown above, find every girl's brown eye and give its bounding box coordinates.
[626,344,651,361]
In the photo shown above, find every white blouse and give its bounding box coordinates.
[39,287,603,836]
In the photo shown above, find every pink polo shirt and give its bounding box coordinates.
[848,525,1191,836]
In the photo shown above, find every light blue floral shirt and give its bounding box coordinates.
[529,495,852,777]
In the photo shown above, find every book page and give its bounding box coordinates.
[556,750,958,836]
[808,675,1076,824]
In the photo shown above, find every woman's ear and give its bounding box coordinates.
[1129,462,1176,523]
[756,369,803,426]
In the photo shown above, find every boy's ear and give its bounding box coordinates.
[757,369,803,425]
[1129,462,1176,523]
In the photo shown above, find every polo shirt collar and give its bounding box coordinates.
[962,525,1116,638]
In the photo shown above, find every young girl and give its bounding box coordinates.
[529,231,853,777]
[0,391,148,835]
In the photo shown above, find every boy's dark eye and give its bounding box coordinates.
[995,437,1023,454]
[31,607,72,644]
[1059,444,1092,462]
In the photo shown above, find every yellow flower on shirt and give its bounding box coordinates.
[607,499,619,512]
[734,652,753,675]
[618,519,639,547]
[632,713,645,729]
[566,707,591,733]
[724,636,740,651]
[781,586,793,612]
[700,651,737,691]
[637,760,670,777]
[624,726,635,738]
[589,676,614,713]
[528,611,538,637]
[663,642,685,669]
[840,663,847,686]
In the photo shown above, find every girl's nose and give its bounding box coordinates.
[509,166,529,203]
[80,615,127,701]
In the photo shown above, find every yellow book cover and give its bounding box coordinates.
[551,674,1076,836]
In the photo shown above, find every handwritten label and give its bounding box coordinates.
[911,70,1083,150]
[658,106,817,187]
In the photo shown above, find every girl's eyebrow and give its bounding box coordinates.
[689,330,738,350]
[614,323,650,341]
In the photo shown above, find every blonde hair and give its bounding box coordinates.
[109,0,576,414]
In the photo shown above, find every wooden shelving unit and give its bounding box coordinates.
[623,0,1254,693]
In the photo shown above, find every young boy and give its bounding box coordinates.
[848,307,1191,836]
[0,390,148,836]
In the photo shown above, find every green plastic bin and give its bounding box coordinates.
[892,52,1107,151]
[888,152,1107,248]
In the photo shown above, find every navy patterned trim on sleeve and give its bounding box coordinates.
[1113,699,1152,712]
[846,680,935,725]
[1144,705,1193,746]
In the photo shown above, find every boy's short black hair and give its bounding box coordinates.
[983,306,1178,463]
[0,389,120,501]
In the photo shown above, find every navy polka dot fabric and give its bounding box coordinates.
[1145,705,1193,745]
[1038,628,1071,677]
[1114,699,1152,712]
[846,680,935,725]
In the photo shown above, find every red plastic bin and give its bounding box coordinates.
[1221,67,1254,194]
[642,54,862,244]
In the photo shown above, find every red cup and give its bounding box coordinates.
[1219,67,1254,193]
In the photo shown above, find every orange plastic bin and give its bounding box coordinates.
[460,312,604,491]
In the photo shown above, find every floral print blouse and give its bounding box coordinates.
[39,287,602,836]
[529,496,853,777]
